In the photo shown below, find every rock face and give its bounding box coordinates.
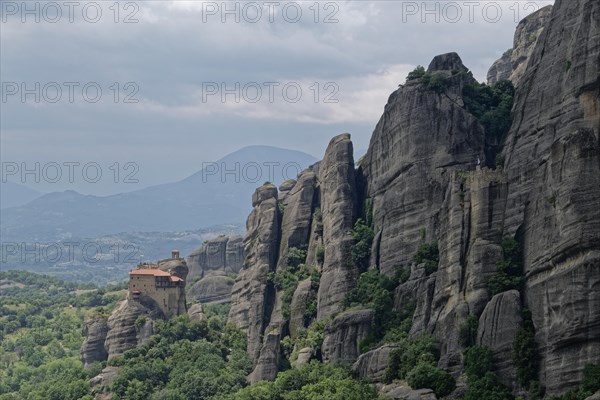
[89,366,120,398]
[477,290,523,390]
[228,136,358,381]
[187,303,204,321]
[81,315,108,368]
[277,171,316,271]
[188,274,235,304]
[502,0,600,395]
[248,320,282,383]
[228,184,280,364]
[224,3,598,392]
[379,383,437,400]
[247,169,319,383]
[353,344,400,382]
[317,134,358,319]
[394,264,436,336]
[288,278,313,340]
[187,235,244,280]
[487,6,553,86]
[321,309,374,365]
[363,53,485,278]
[104,300,157,360]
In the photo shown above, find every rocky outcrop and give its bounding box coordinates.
[379,383,437,400]
[477,290,522,390]
[279,179,296,200]
[188,274,235,304]
[317,134,358,319]
[156,256,189,283]
[187,303,204,321]
[289,278,313,340]
[277,170,316,271]
[223,2,598,392]
[295,347,313,367]
[228,184,280,364]
[353,344,400,382]
[363,53,485,278]
[81,315,108,368]
[322,309,374,365]
[424,168,508,372]
[104,300,158,360]
[502,0,600,395]
[487,6,552,86]
[248,324,282,383]
[187,235,244,280]
[394,264,436,336]
[89,366,120,399]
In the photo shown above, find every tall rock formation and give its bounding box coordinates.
[363,53,485,278]
[186,235,244,305]
[104,299,157,360]
[502,0,600,395]
[80,315,109,368]
[477,290,523,391]
[228,184,280,364]
[487,5,553,87]
[224,2,598,394]
[187,235,244,280]
[316,134,358,319]
[228,135,359,380]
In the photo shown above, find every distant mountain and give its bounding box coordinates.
[0,181,43,209]
[0,146,318,242]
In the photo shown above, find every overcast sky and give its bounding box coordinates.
[1,0,554,195]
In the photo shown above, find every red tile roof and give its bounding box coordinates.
[129,269,171,277]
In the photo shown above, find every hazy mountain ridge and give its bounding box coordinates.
[0,146,318,242]
[0,181,43,209]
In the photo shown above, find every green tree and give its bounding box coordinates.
[407,362,456,398]
[413,242,439,275]
[351,219,375,270]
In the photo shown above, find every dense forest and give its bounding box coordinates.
[0,271,383,400]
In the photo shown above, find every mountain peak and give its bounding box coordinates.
[427,52,467,73]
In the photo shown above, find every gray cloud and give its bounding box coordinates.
[1,0,553,195]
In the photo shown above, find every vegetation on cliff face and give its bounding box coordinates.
[350,219,374,271]
[405,64,515,168]
[227,361,380,400]
[489,238,524,296]
[462,79,515,167]
[412,242,439,275]
[546,364,600,400]
[464,346,514,400]
[384,335,455,397]
[267,246,310,320]
[342,269,414,353]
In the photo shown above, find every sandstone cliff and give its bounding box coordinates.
[227,10,599,387]
[363,52,485,277]
[487,6,553,87]
[502,0,600,394]
[80,315,108,368]
[187,235,244,280]
[228,184,280,365]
